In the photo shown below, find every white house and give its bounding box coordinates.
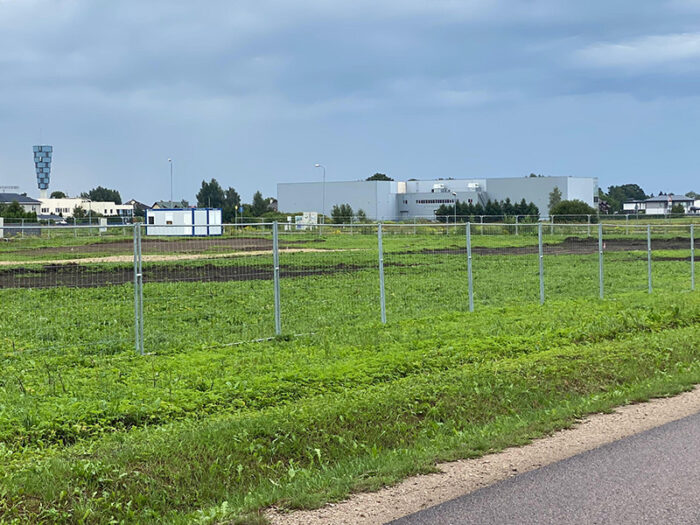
[39,197,134,219]
[622,195,696,215]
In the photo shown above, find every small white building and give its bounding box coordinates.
[39,197,134,219]
[145,208,223,236]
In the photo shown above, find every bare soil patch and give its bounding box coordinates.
[0,261,370,289]
[407,236,695,256]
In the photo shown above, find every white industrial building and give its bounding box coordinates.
[623,195,700,215]
[277,176,598,220]
[39,197,134,220]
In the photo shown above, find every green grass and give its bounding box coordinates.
[0,231,696,354]
[0,293,697,523]
[0,230,698,522]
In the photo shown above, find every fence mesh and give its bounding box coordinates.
[0,220,697,354]
[383,223,470,319]
[0,224,136,353]
[277,223,380,335]
[139,223,276,351]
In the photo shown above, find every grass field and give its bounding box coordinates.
[0,227,698,523]
[0,227,695,354]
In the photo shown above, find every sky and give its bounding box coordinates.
[1,0,699,205]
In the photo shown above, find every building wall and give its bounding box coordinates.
[39,198,134,218]
[278,176,598,220]
[486,176,597,217]
[277,181,398,220]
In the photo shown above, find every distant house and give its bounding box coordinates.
[125,199,149,216]
[623,195,697,215]
[152,200,190,209]
[0,193,41,214]
[39,197,134,220]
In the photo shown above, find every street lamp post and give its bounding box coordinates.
[314,163,326,225]
[168,158,173,205]
[452,191,458,233]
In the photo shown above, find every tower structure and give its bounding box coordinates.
[33,145,52,199]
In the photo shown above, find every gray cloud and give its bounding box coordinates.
[0,0,698,202]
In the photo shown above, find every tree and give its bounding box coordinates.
[670,203,686,215]
[81,186,121,204]
[250,191,268,216]
[549,200,598,222]
[356,209,368,223]
[72,206,87,219]
[0,201,37,220]
[686,191,699,199]
[222,187,241,222]
[196,179,225,208]
[366,173,393,181]
[548,186,562,212]
[605,184,648,213]
[50,191,67,199]
[331,203,354,224]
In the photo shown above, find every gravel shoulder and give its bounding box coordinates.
[267,385,700,525]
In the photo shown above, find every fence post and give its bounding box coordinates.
[466,222,474,312]
[625,214,629,235]
[691,224,695,291]
[133,223,144,354]
[587,215,591,237]
[272,221,282,335]
[550,215,554,235]
[538,222,545,305]
[0,217,3,239]
[515,215,519,236]
[378,223,387,324]
[480,215,484,235]
[647,225,652,294]
[598,223,604,299]
[138,224,144,353]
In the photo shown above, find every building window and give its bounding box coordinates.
[415,199,456,205]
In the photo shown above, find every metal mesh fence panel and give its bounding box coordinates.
[649,224,695,294]
[602,223,652,296]
[542,222,600,301]
[277,223,381,333]
[382,223,470,320]
[0,224,136,353]
[139,223,276,351]
[470,222,540,307]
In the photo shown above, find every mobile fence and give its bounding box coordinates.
[0,222,695,355]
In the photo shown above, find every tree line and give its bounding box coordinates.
[435,198,539,223]
[196,179,276,222]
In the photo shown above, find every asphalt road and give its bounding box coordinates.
[389,411,700,525]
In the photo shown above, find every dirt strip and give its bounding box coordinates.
[267,386,700,525]
[0,248,353,267]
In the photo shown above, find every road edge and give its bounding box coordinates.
[267,385,700,525]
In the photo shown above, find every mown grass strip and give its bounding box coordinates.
[1,314,698,523]
[1,294,697,449]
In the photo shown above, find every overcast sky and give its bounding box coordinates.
[1,0,699,204]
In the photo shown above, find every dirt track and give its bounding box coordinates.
[416,236,696,256]
[0,237,695,289]
[0,262,370,289]
[8,237,277,257]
